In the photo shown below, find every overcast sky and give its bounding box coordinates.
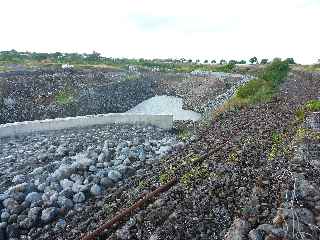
[1,0,319,64]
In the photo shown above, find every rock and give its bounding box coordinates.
[282,207,315,225]
[42,190,58,206]
[70,174,84,184]
[37,183,47,192]
[123,158,131,166]
[48,145,57,153]
[28,207,41,222]
[116,225,131,240]
[41,207,58,223]
[1,212,10,222]
[37,153,49,162]
[6,223,19,238]
[25,192,42,203]
[57,196,74,209]
[74,154,94,170]
[0,194,9,201]
[97,152,106,162]
[59,189,74,199]
[158,146,172,155]
[60,179,74,190]
[257,224,274,233]
[8,214,17,224]
[0,227,5,240]
[0,222,6,229]
[108,170,122,182]
[55,218,66,230]
[56,145,69,157]
[224,218,250,240]
[296,179,320,201]
[117,165,135,177]
[90,184,102,196]
[100,177,113,187]
[18,215,34,229]
[2,198,22,214]
[73,192,86,203]
[52,165,73,180]
[12,174,25,184]
[72,184,88,193]
[96,163,104,168]
[11,192,26,203]
[89,165,97,172]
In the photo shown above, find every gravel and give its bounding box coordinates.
[0,121,183,238]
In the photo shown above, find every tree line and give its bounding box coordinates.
[0,50,296,66]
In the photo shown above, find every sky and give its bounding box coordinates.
[0,0,319,64]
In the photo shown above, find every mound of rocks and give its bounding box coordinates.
[0,124,185,238]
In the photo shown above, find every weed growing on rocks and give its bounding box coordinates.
[236,59,289,104]
[305,99,320,112]
[55,89,75,105]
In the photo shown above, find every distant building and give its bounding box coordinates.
[62,64,74,69]
[128,65,138,72]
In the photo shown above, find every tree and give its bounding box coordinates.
[229,60,237,65]
[211,60,216,64]
[249,57,258,64]
[239,60,246,64]
[196,59,200,64]
[188,59,192,63]
[204,60,208,64]
[260,59,268,64]
[220,59,226,65]
[285,58,295,64]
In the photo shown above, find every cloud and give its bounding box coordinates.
[0,0,319,63]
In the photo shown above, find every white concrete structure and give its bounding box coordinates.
[127,95,201,121]
[0,113,173,138]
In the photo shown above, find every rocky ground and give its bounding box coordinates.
[0,69,318,240]
[0,124,187,239]
[29,70,318,240]
[0,68,248,124]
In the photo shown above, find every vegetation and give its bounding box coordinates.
[55,89,75,105]
[305,99,320,112]
[213,59,290,117]
[285,58,295,64]
[294,99,320,123]
[249,56,258,64]
[267,132,284,161]
[303,64,320,72]
[236,59,290,104]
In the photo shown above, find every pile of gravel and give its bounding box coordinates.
[0,124,185,239]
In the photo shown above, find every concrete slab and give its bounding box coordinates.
[0,113,173,138]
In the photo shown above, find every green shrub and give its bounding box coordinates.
[295,108,305,122]
[55,89,74,105]
[259,59,289,87]
[237,79,263,98]
[305,100,320,112]
[236,59,289,104]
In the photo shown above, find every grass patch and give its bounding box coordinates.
[55,89,75,105]
[0,65,10,72]
[177,128,192,141]
[305,100,320,112]
[235,59,289,104]
[267,131,284,161]
[294,99,320,123]
[213,59,290,118]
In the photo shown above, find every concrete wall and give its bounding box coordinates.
[0,113,173,138]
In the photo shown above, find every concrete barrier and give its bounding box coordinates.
[0,113,173,138]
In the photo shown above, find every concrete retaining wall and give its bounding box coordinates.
[0,113,173,138]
